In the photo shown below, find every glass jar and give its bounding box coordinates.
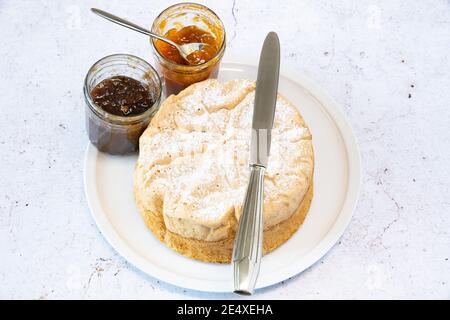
[83,54,161,155]
[150,3,226,96]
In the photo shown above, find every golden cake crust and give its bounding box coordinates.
[135,183,313,263]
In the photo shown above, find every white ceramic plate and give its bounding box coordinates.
[84,62,361,293]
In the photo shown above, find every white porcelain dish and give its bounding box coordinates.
[84,62,361,293]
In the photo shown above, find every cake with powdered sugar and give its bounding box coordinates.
[134,79,314,263]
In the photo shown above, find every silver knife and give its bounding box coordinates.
[232,32,280,295]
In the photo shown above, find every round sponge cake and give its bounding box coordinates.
[134,79,314,263]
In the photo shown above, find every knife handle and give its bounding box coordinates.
[232,164,265,295]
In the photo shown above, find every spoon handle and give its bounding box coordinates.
[91,8,177,47]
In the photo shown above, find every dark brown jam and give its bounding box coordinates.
[91,76,154,116]
[87,76,157,155]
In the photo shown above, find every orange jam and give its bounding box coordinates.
[151,3,226,97]
[155,26,219,65]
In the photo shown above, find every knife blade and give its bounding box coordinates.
[232,32,280,295]
[250,32,280,167]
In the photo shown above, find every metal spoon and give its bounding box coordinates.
[91,8,212,64]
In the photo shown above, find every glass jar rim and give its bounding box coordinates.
[150,2,226,70]
[83,53,162,125]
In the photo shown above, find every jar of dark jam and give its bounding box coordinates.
[83,54,161,155]
[150,3,226,96]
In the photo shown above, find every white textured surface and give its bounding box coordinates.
[0,0,449,299]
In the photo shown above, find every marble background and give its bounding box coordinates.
[0,0,449,299]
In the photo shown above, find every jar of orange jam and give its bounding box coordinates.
[150,3,226,96]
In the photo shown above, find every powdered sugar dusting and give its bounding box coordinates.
[135,79,313,239]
